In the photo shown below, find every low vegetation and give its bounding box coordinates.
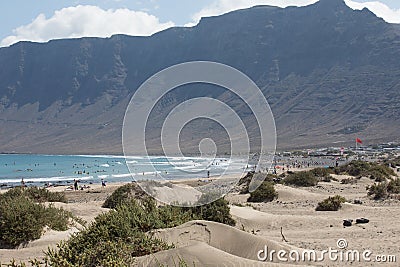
[367,178,400,200]
[238,172,279,194]
[42,187,235,266]
[239,168,332,189]
[367,182,389,200]
[185,194,236,226]
[237,171,255,194]
[283,170,320,187]
[0,187,72,248]
[335,160,396,182]
[316,195,346,211]
[104,183,235,226]
[46,198,172,266]
[309,167,333,181]
[102,182,147,208]
[247,182,278,203]
[1,186,67,203]
[1,182,234,266]
[341,177,358,184]
[384,156,400,168]
[387,178,400,194]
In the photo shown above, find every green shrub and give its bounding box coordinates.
[0,187,66,203]
[24,187,67,203]
[157,205,196,229]
[284,171,319,187]
[369,164,395,182]
[336,161,395,181]
[45,188,236,266]
[102,183,147,209]
[238,172,277,194]
[385,156,400,167]
[282,167,331,187]
[187,196,236,226]
[336,161,370,177]
[44,205,73,231]
[104,184,236,227]
[238,172,255,187]
[310,168,333,180]
[46,199,173,266]
[341,177,357,184]
[0,195,45,248]
[366,178,400,200]
[387,178,400,194]
[247,182,278,203]
[47,239,139,267]
[0,187,72,248]
[367,183,388,200]
[0,195,72,248]
[316,195,346,211]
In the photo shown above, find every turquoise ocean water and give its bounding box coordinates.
[0,154,247,188]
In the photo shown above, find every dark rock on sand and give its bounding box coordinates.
[343,219,353,227]
[356,218,369,224]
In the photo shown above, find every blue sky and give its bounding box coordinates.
[1,0,213,31]
[1,0,400,47]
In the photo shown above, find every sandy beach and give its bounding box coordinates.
[1,172,399,266]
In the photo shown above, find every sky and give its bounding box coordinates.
[1,0,400,47]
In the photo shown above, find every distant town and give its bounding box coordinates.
[280,142,400,157]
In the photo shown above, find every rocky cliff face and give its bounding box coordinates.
[0,0,399,154]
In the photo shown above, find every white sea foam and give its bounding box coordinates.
[0,176,93,184]
[173,165,199,170]
[74,154,126,159]
[130,172,159,176]
[111,173,134,178]
[168,161,195,166]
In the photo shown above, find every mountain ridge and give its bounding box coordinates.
[0,1,399,154]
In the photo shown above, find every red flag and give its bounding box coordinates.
[356,138,363,144]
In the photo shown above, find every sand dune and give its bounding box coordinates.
[149,183,202,205]
[137,220,309,266]
[274,184,324,202]
[135,242,303,267]
[228,181,400,267]
[2,174,400,266]
[0,228,79,263]
[230,205,335,233]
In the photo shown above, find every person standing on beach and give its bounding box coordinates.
[101,179,106,188]
[74,179,78,191]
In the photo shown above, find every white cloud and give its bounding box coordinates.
[345,0,400,23]
[1,5,174,47]
[189,0,400,26]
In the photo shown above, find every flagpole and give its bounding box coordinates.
[356,138,359,163]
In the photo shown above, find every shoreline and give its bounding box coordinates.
[43,173,245,193]
[0,154,248,188]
